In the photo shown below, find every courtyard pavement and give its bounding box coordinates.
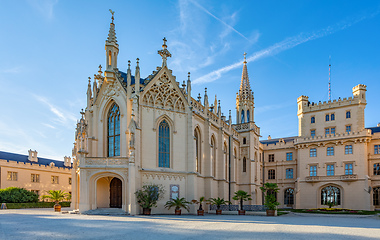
[0,208,379,240]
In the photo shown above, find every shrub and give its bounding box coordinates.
[5,202,71,209]
[0,187,38,203]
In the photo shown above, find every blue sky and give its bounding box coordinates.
[0,0,379,160]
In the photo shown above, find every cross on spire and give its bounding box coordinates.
[158,37,172,67]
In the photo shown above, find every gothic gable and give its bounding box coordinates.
[141,67,187,112]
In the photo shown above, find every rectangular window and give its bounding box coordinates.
[268,169,275,179]
[345,145,353,154]
[345,163,353,175]
[375,145,380,154]
[327,147,334,156]
[268,154,274,162]
[69,177,72,185]
[51,176,59,184]
[310,148,317,157]
[310,166,317,176]
[346,125,351,133]
[31,174,40,183]
[325,128,330,136]
[311,130,316,137]
[7,171,18,181]
[327,164,335,176]
[286,168,293,179]
[330,127,336,135]
[286,152,293,161]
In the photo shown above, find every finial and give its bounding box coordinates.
[205,88,208,95]
[197,93,201,102]
[162,37,167,49]
[98,65,103,74]
[80,109,85,118]
[128,60,131,69]
[218,100,221,107]
[182,80,186,88]
[188,72,191,80]
[158,37,171,67]
[109,9,115,23]
[88,77,91,84]
[243,52,247,64]
[136,58,139,66]
[229,110,231,117]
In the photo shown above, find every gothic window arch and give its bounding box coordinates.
[247,110,250,122]
[373,187,380,206]
[243,157,247,173]
[211,136,216,177]
[159,120,170,168]
[321,186,341,205]
[194,128,201,173]
[284,188,294,205]
[108,103,120,157]
[224,142,228,180]
[233,148,237,181]
[241,110,245,123]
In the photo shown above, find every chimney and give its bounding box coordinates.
[28,149,38,162]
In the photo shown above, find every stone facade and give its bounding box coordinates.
[71,14,380,214]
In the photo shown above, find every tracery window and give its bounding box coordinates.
[247,110,250,122]
[108,103,120,157]
[194,128,201,173]
[158,120,170,168]
[374,163,380,176]
[211,137,216,177]
[224,143,228,179]
[241,110,245,123]
[268,169,275,179]
[243,157,247,173]
[321,186,341,205]
[373,187,380,206]
[284,188,294,205]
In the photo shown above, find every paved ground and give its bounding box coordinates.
[0,208,379,240]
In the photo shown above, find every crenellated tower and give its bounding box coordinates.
[105,10,119,79]
[236,53,254,124]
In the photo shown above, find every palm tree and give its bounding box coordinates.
[208,197,231,211]
[41,190,69,212]
[164,197,190,214]
[232,190,252,211]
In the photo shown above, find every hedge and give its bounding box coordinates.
[3,201,71,209]
[0,187,38,203]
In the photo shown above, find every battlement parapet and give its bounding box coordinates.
[295,129,372,144]
[0,159,72,172]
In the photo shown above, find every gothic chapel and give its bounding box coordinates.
[71,13,262,214]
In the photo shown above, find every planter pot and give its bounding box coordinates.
[143,208,151,215]
[216,209,222,215]
[54,204,61,212]
[238,210,246,215]
[175,209,181,215]
[197,210,204,216]
[266,209,277,216]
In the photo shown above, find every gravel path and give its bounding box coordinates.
[1,208,379,240]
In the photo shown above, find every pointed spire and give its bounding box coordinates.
[187,72,191,103]
[127,60,132,96]
[135,58,140,94]
[239,52,253,100]
[214,95,218,114]
[158,37,172,67]
[107,9,117,44]
[204,88,209,108]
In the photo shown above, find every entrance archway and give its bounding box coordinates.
[110,177,122,208]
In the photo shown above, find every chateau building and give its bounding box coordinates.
[71,14,380,214]
[0,150,72,198]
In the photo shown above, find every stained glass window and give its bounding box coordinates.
[159,120,170,168]
[108,103,120,157]
[321,186,340,205]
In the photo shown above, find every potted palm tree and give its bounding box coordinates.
[165,197,190,215]
[41,190,69,212]
[208,197,231,215]
[232,190,252,215]
[135,184,165,215]
[260,183,280,216]
[192,196,206,216]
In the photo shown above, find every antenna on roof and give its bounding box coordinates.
[328,56,332,101]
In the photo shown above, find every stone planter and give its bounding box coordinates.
[175,209,181,215]
[143,208,151,215]
[238,210,246,215]
[54,203,61,212]
[197,210,204,216]
[266,209,277,216]
[216,209,222,215]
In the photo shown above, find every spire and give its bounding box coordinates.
[107,9,117,44]
[158,37,172,67]
[240,52,251,93]
[127,60,132,96]
[87,77,92,108]
[135,58,140,94]
[187,72,191,103]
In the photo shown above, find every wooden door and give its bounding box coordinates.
[110,178,122,208]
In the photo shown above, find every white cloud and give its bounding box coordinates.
[27,0,58,19]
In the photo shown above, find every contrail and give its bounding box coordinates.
[189,0,250,41]
[193,10,380,85]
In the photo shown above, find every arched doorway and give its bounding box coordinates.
[110,178,122,208]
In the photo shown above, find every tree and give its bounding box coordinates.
[232,190,252,211]
[208,197,231,210]
[135,184,165,209]
[41,190,69,204]
[260,183,280,210]
[164,197,190,212]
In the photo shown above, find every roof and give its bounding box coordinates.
[367,126,380,134]
[260,136,297,145]
[0,151,71,169]
[119,67,162,87]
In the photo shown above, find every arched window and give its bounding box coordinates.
[241,110,245,123]
[243,157,247,173]
[331,113,335,121]
[108,103,120,157]
[247,110,250,122]
[311,116,315,124]
[325,114,329,122]
[284,188,294,205]
[346,111,351,119]
[159,120,170,168]
[224,143,228,180]
[108,50,112,66]
[373,187,380,206]
[211,136,216,177]
[321,186,340,206]
[194,128,201,173]
[268,169,275,179]
[374,163,380,176]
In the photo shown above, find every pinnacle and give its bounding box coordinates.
[239,53,253,100]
